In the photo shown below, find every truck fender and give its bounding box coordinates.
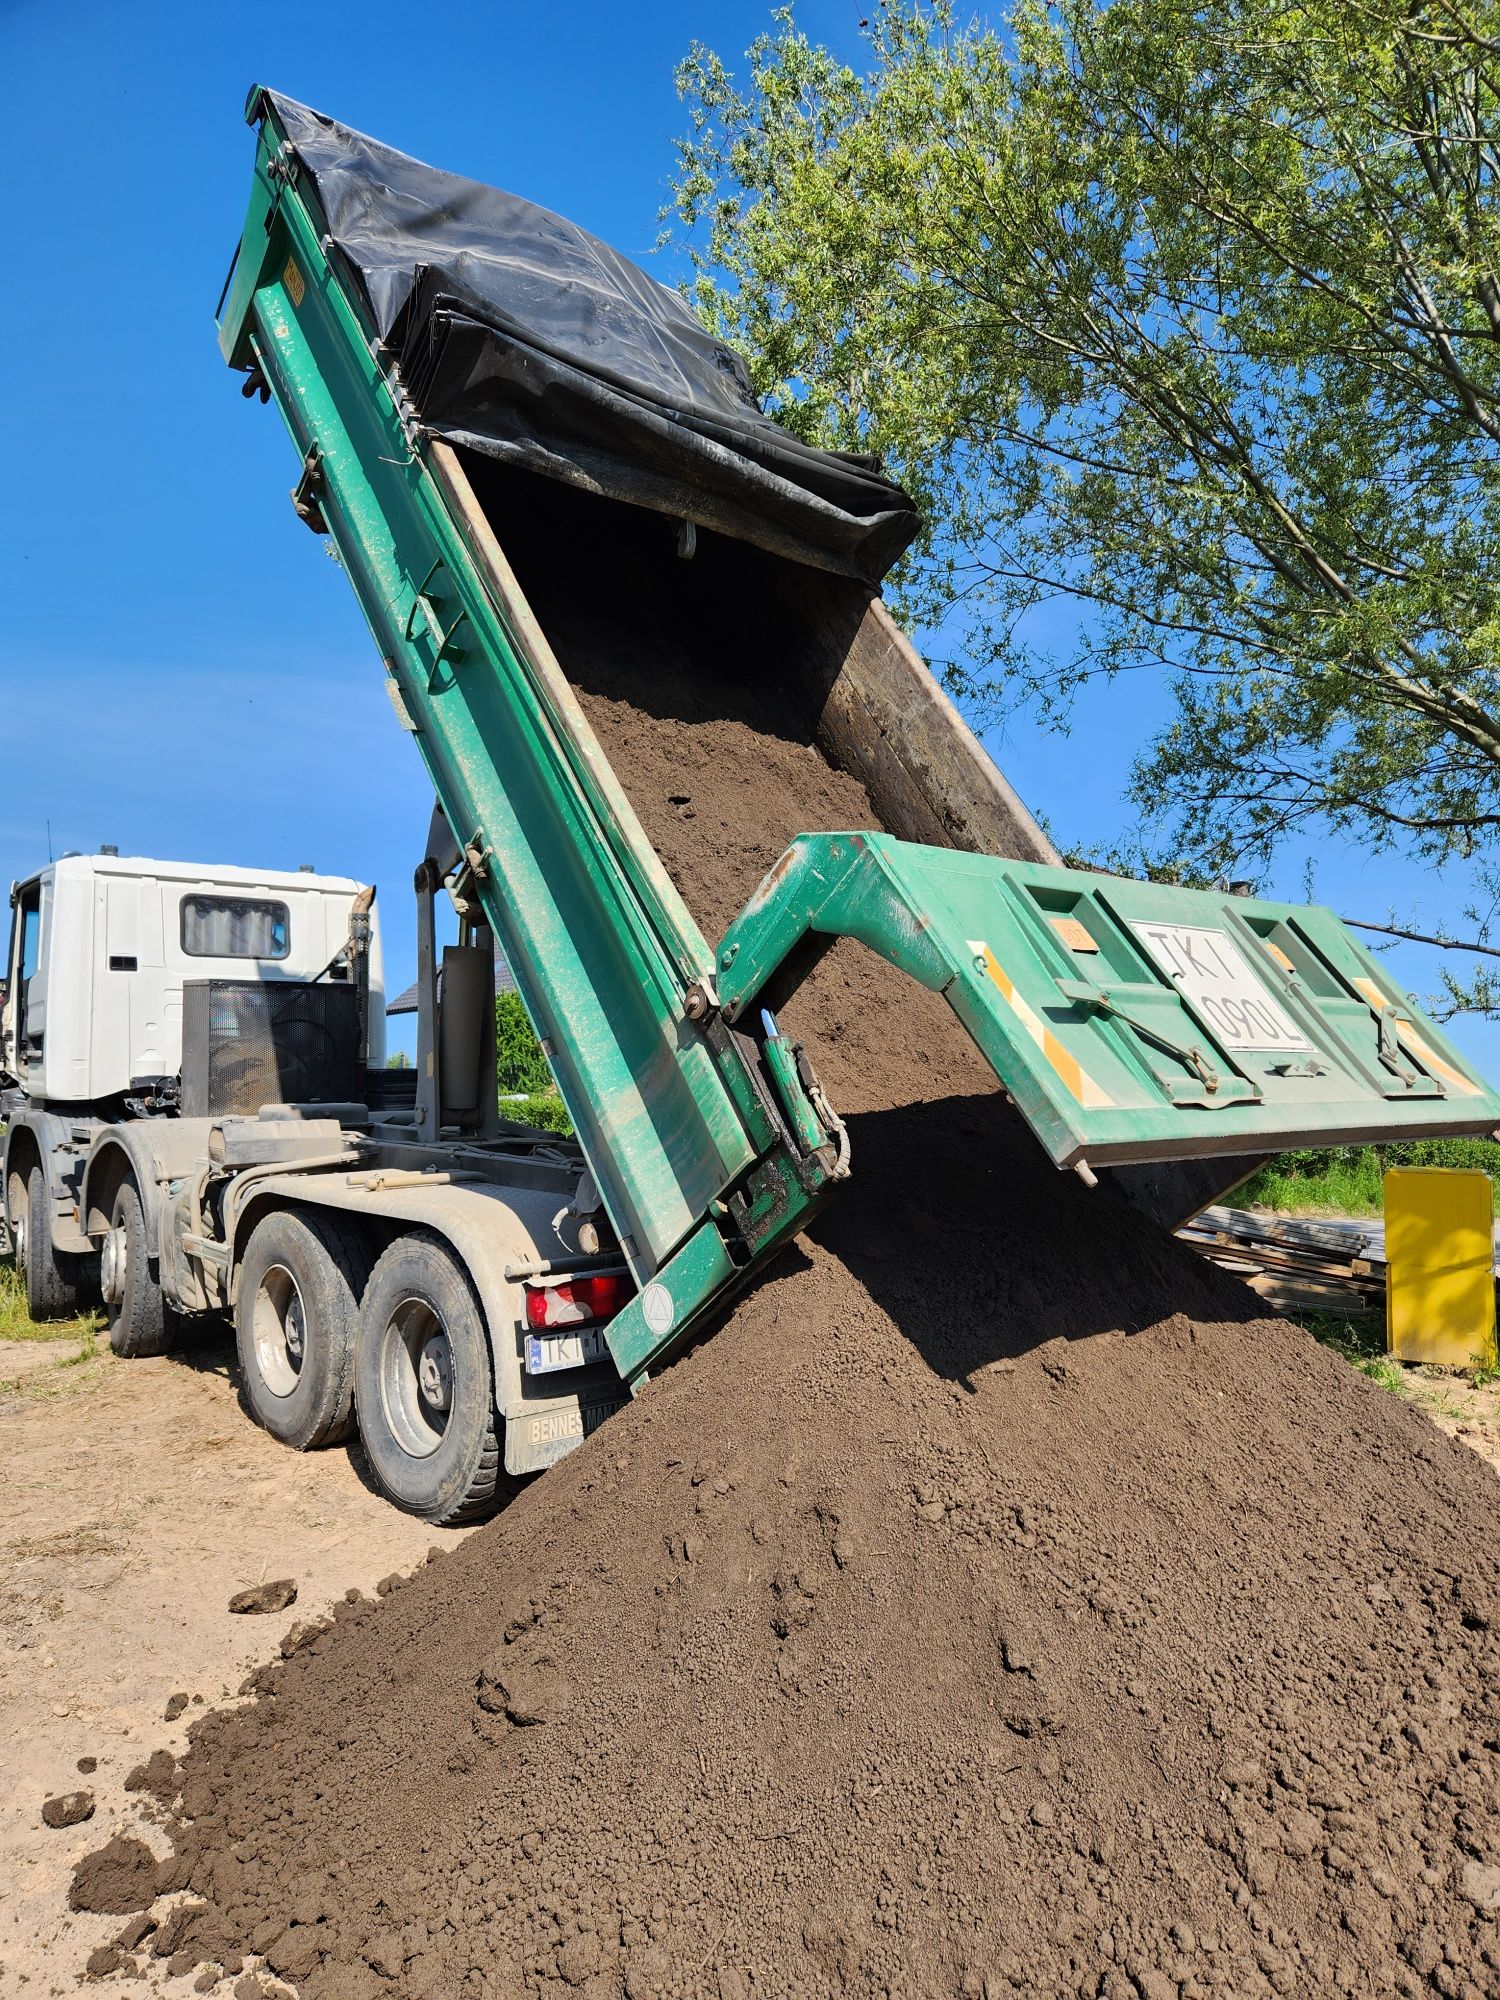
[81,1120,214,1257]
[4,1110,93,1256]
[2,1117,45,1223]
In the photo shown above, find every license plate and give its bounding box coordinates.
[525,1325,610,1375]
[1129,921,1309,1052]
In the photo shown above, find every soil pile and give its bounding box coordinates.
[76,515,1500,1999]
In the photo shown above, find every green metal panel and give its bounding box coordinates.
[604,1221,739,1383]
[219,98,799,1277]
[715,835,1500,1168]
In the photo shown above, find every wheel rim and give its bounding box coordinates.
[100,1224,127,1306]
[377,1296,453,1459]
[105,1192,133,1321]
[11,1209,25,1274]
[252,1262,307,1399]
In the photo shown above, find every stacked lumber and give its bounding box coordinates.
[1177,1205,1390,1316]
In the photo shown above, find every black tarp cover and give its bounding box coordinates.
[257,91,919,582]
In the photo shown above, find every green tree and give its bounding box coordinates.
[495,990,555,1095]
[494,990,573,1135]
[672,0,1500,1011]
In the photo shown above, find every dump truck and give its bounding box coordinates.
[7,86,1498,1525]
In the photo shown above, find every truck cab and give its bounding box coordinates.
[2,852,382,1108]
[1,851,383,1320]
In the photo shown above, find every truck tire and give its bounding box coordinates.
[236,1210,370,1450]
[105,1177,172,1359]
[354,1233,501,1524]
[24,1164,81,1321]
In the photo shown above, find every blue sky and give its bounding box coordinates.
[2,0,1495,1077]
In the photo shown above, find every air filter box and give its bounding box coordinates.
[181,979,360,1118]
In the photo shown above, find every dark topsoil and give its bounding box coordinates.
[75,505,1500,2000]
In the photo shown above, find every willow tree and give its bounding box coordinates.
[671,0,1500,1011]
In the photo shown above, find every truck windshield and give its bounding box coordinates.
[180,895,290,959]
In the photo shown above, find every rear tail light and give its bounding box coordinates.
[523,1273,632,1330]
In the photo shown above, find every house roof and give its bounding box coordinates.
[386,947,516,1015]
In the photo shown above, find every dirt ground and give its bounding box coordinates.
[4,1287,1498,1999]
[1400,1361,1500,1474]
[0,1309,475,1998]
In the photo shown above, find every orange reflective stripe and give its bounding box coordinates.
[1353,978,1480,1096]
[969,941,1114,1110]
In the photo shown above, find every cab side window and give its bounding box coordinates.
[180,895,290,960]
[11,883,41,1052]
[19,893,40,984]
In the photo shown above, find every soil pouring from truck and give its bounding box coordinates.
[6,88,1499,1523]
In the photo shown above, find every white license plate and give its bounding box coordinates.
[525,1325,609,1375]
[1129,921,1309,1052]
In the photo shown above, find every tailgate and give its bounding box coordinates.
[715,835,1500,1169]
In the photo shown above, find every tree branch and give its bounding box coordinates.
[1341,916,1500,957]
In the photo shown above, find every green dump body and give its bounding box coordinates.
[220,93,1500,1387]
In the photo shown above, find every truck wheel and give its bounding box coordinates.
[236,1210,369,1450]
[24,1164,81,1321]
[104,1177,172,1358]
[355,1234,501,1524]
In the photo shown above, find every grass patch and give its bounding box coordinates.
[1298,1308,1409,1393]
[0,1339,109,1401]
[1298,1306,1500,1413]
[1238,1139,1500,1217]
[0,1255,104,1347]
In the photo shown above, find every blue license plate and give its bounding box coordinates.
[524,1325,609,1375]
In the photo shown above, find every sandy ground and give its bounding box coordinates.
[0,1315,476,1999]
[1401,1359,1500,1473]
[2,1293,1496,1999]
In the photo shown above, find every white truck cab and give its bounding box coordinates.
[2,851,384,1106]
[1,851,386,1333]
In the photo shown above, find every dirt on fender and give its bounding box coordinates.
[73,499,1500,1999]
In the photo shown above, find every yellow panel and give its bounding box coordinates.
[1050,915,1099,953]
[1385,1168,1497,1368]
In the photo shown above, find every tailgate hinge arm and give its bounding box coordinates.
[1056,980,1225,1096]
